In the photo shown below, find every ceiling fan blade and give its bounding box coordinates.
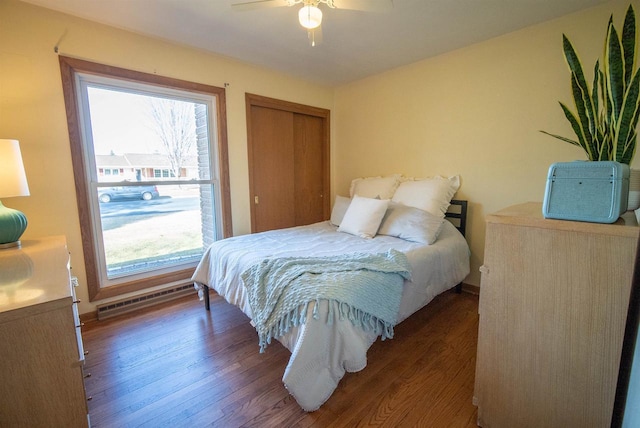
[332,0,393,12]
[307,26,323,47]
[230,0,287,11]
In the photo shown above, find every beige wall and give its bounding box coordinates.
[333,0,640,287]
[0,0,333,314]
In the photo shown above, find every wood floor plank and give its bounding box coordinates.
[288,292,474,427]
[314,293,477,427]
[82,290,479,427]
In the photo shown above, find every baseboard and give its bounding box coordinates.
[461,283,479,295]
[80,310,98,324]
[80,282,197,323]
[96,283,196,320]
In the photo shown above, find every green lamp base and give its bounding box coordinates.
[0,200,28,248]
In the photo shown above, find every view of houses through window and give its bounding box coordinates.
[81,81,220,285]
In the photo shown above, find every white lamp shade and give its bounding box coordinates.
[0,139,30,198]
[299,5,322,29]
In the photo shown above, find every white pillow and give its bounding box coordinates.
[349,175,401,199]
[392,175,460,218]
[338,195,390,238]
[330,195,351,226]
[378,203,445,244]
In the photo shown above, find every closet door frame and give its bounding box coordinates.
[245,93,330,233]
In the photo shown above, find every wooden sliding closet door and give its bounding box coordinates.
[247,94,330,233]
[250,105,296,232]
[294,113,325,227]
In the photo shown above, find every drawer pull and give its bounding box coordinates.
[73,299,81,304]
[87,396,93,401]
[84,351,89,356]
[84,372,91,378]
[76,322,85,328]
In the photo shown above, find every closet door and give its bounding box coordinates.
[247,94,330,233]
[249,105,295,232]
[294,113,325,226]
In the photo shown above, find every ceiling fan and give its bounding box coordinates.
[231,0,393,47]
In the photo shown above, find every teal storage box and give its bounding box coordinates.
[543,161,629,223]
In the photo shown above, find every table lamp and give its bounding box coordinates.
[0,139,30,249]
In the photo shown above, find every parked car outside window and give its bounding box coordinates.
[98,185,160,203]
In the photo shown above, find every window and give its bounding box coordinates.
[60,57,232,301]
[153,168,175,179]
[101,168,121,177]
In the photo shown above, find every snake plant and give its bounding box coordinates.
[541,4,640,165]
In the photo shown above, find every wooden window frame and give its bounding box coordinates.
[59,56,232,301]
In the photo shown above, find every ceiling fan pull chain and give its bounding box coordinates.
[309,30,316,47]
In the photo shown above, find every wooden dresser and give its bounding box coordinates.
[0,236,90,427]
[474,202,639,428]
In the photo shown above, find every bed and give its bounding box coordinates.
[192,175,470,411]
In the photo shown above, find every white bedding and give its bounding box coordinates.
[192,220,470,411]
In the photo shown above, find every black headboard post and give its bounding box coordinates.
[446,199,468,237]
[445,199,468,294]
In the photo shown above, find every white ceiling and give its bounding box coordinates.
[20,0,608,86]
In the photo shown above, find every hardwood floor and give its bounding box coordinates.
[82,290,480,427]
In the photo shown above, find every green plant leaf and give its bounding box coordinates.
[622,5,636,88]
[591,61,606,147]
[630,92,640,158]
[539,130,580,147]
[563,35,590,95]
[564,35,598,150]
[600,68,612,118]
[617,69,640,163]
[570,72,596,156]
[593,60,600,115]
[562,101,593,158]
[606,21,625,120]
[620,134,637,164]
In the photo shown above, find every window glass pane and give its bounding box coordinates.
[83,84,218,284]
[97,184,213,279]
[88,87,212,182]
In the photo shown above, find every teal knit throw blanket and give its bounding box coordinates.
[241,249,412,353]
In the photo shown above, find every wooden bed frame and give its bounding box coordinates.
[201,199,469,309]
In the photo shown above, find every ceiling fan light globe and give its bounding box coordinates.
[299,5,322,29]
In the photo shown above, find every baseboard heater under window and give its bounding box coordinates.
[96,283,196,320]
